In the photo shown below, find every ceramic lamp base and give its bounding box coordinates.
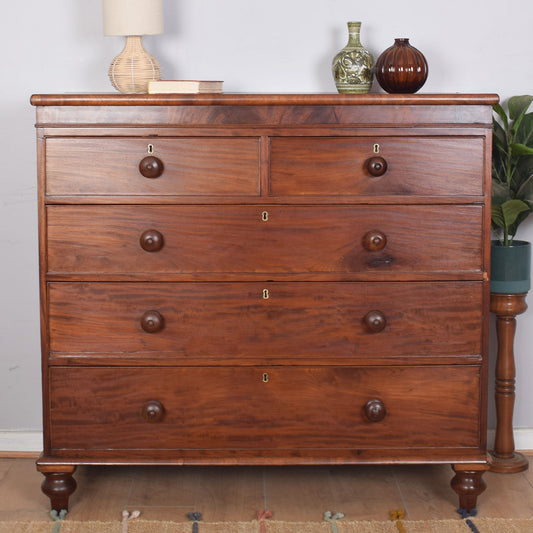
[109,35,161,94]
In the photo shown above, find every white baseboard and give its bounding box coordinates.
[0,431,42,454]
[487,428,533,452]
[515,428,533,451]
[1,429,532,454]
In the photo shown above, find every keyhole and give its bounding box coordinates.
[263,289,269,299]
[373,144,380,154]
[262,373,269,383]
[147,144,154,154]
[262,211,269,222]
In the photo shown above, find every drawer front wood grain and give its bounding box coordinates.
[270,136,485,196]
[48,281,483,359]
[45,137,260,196]
[49,366,481,451]
[46,205,483,275]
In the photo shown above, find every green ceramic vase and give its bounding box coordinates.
[490,240,531,294]
[332,22,374,94]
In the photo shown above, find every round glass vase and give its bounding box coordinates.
[375,38,428,94]
[332,22,374,94]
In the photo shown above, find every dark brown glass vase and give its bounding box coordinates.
[376,38,428,93]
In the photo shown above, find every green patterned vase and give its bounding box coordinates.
[332,21,374,94]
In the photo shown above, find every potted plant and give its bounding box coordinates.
[491,95,533,294]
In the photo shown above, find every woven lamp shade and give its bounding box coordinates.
[103,0,164,94]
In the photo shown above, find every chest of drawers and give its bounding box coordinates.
[31,93,498,513]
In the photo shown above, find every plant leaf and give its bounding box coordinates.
[509,209,532,238]
[492,180,511,203]
[491,204,505,228]
[493,118,508,155]
[491,96,533,239]
[510,143,533,156]
[515,112,533,147]
[514,156,533,202]
[508,95,533,121]
[501,199,531,228]
[493,103,509,131]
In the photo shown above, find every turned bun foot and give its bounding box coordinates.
[39,468,77,511]
[451,465,487,512]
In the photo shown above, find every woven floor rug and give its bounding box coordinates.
[1,518,532,533]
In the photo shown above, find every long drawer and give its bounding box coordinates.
[270,136,484,196]
[48,281,483,359]
[49,366,481,451]
[46,205,483,275]
[45,137,261,196]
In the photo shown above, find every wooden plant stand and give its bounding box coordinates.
[489,292,530,473]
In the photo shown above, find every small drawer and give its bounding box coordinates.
[45,137,260,196]
[270,136,485,196]
[48,281,483,360]
[49,366,481,451]
[46,205,483,275]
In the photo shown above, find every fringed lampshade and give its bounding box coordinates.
[103,0,164,94]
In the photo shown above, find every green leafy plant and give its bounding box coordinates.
[492,95,533,245]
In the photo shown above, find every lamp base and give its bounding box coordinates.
[109,35,161,94]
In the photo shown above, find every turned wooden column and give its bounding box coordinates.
[489,292,529,473]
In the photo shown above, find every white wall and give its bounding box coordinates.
[1,0,533,438]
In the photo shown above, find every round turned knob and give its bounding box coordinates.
[140,310,165,333]
[366,156,388,177]
[140,229,164,252]
[364,399,387,422]
[363,230,387,251]
[139,156,164,179]
[364,310,387,333]
[141,400,165,423]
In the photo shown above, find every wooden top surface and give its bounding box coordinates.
[30,93,500,107]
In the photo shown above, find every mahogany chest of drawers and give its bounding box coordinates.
[31,93,498,512]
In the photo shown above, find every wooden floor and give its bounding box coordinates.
[1,456,533,522]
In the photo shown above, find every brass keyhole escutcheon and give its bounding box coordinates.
[263,289,270,299]
[262,211,269,222]
[373,143,380,154]
[262,373,269,383]
[147,144,154,154]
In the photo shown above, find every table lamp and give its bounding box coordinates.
[103,0,164,94]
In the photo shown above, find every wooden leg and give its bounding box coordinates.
[489,293,529,473]
[38,466,77,511]
[450,465,488,512]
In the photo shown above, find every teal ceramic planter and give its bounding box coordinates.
[490,240,531,294]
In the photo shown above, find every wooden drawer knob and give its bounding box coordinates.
[364,310,387,333]
[364,399,387,422]
[363,230,387,251]
[140,229,164,252]
[139,156,164,179]
[142,400,165,423]
[366,156,388,177]
[140,310,165,333]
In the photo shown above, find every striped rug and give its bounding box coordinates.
[0,517,532,533]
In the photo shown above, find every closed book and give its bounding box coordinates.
[148,80,223,94]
